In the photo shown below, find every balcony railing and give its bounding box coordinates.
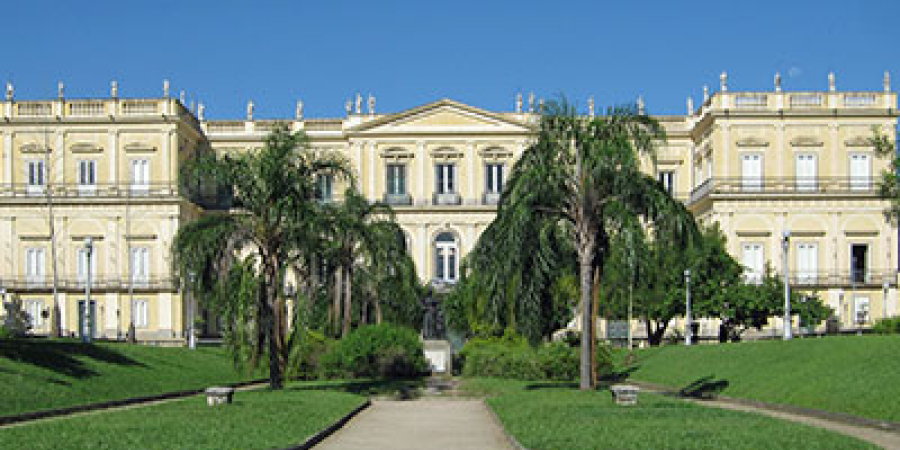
[433,192,461,206]
[689,177,879,203]
[483,192,501,205]
[0,182,233,209]
[383,192,413,205]
[0,276,178,292]
[784,270,896,288]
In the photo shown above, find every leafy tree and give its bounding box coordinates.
[1,293,33,337]
[462,99,696,389]
[172,127,349,389]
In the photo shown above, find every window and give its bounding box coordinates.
[77,247,97,283]
[25,300,43,328]
[742,243,764,283]
[741,154,762,191]
[26,160,46,195]
[132,299,149,328]
[854,296,870,325]
[316,174,333,202]
[485,163,504,194]
[797,242,818,284]
[25,247,45,284]
[78,160,97,194]
[130,247,150,286]
[850,244,868,284]
[131,159,149,194]
[849,153,870,190]
[795,154,817,191]
[435,164,455,194]
[434,232,458,283]
[387,164,406,195]
[658,171,675,195]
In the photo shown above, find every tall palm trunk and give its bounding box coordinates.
[374,296,383,324]
[333,267,342,336]
[263,258,284,390]
[342,265,352,338]
[578,255,594,391]
[591,265,601,387]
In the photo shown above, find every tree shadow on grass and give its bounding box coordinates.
[0,339,145,379]
[679,375,729,399]
[288,378,427,399]
[524,381,579,390]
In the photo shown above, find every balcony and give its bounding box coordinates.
[383,192,413,206]
[483,192,502,205]
[433,192,461,206]
[689,177,879,204]
[784,270,896,288]
[0,276,178,292]
[0,182,233,209]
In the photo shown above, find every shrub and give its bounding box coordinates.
[321,324,429,379]
[0,325,14,340]
[872,317,900,334]
[288,329,332,380]
[460,335,613,381]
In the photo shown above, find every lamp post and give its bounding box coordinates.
[782,231,792,340]
[82,237,93,344]
[684,269,692,346]
[883,279,890,321]
[187,271,196,350]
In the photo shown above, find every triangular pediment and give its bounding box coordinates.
[348,99,532,135]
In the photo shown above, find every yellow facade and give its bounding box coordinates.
[1,73,897,343]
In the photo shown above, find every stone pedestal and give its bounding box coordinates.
[422,339,452,374]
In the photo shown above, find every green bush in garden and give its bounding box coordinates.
[320,324,429,379]
[460,334,613,381]
[872,317,900,334]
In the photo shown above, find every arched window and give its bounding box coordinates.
[434,232,458,283]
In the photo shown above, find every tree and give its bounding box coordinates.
[172,127,349,389]
[468,99,696,389]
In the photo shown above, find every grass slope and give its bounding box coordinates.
[468,378,878,450]
[622,335,900,422]
[0,386,365,450]
[0,339,263,416]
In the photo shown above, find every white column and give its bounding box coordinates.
[108,131,118,184]
[775,123,784,178]
[417,141,427,203]
[159,293,172,331]
[3,132,11,184]
[54,132,65,185]
[163,130,173,186]
[830,123,839,177]
[467,142,476,203]
[353,141,363,182]
[721,124,730,179]
[419,224,429,281]
[367,141,376,200]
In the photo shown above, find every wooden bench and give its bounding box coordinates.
[610,384,639,406]
[205,386,235,406]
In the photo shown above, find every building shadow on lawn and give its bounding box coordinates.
[678,375,729,399]
[0,339,145,378]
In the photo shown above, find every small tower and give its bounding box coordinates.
[368,94,376,115]
[703,85,710,102]
[515,93,522,113]
[828,72,836,92]
[163,79,170,98]
[295,100,304,120]
[57,81,64,99]
[198,103,205,121]
[5,82,12,101]
[720,71,728,92]
[111,80,118,98]
[246,100,254,121]
[774,72,782,92]
[686,97,694,115]
[885,71,891,92]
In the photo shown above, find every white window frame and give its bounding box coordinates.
[25,299,44,328]
[130,246,150,287]
[795,153,817,191]
[434,232,458,283]
[316,174,333,202]
[77,247,97,284]
[742,242,764,284]
[854,296,870,325]
[435,163,456,195]
[77,159,98,195]
[25,247,46,285]
[132,298,149,328]
[130,159,150,195]
[386,163,407,196]
[796,242,818,285]
[485,163,504,194]
[658,170,676,195]
[26,159,46,195]
[849,153,871,191]
[741,153,763,192]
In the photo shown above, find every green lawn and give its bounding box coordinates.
[467,378,879,450]
[620,335,900,423]
[0,339,264,416]
[0,385,365,450]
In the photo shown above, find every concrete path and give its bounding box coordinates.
[314,399,517,450]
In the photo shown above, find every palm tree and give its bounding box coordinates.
[172,127,348,389]
[490,99,695,390]
[322,188,419,337]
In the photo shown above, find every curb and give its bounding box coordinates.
[482,398,529,450]
[628,380,900,434]
[0,378,268,427]
[277,399,371,450]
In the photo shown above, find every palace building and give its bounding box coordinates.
[0,72,897,343]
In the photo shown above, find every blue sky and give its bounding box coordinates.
[3,0,898,119]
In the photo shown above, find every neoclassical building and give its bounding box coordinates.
[0,72,896,343]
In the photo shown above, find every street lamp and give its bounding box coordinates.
[782,231,792,340]
[883,279,890,321]
[684,269,692,346]
[82,237,93,344]
[187,271,196,350]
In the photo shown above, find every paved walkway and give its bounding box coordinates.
[314,399,517,450]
